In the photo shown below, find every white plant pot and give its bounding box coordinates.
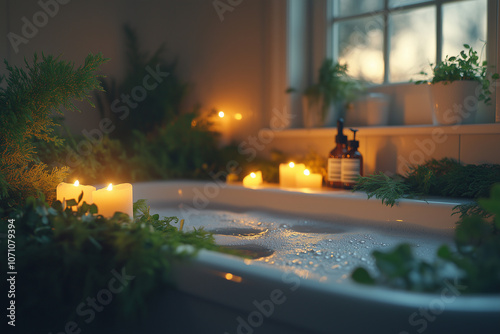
[347,93,389,126]
[429,81,481,125]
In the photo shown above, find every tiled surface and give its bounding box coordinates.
[460,134,500,165]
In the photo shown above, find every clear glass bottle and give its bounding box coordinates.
[326,118,348,188]
[342,128,363,189]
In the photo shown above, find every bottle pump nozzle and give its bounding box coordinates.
[336,118,347,144]
[349,128,359,149]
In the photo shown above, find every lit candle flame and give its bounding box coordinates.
[107,183,113,191]
[304,169,310,176]
[74,180,80,186]
[218,111,225,118]
[289,162,295,168]
[250,172,256,178]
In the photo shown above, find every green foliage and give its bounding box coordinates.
[352,184,500,294]
[3,195,223,332]
[415,44,499,104]
[0,53,108,210]
[354,158,500,216]
[129,110,222,181]
[288,59,363,122]
[354,172,410,207]
[95,24,188,143]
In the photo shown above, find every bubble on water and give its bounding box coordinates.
[359,240,365,244]
[328,239,333,242]
[349,240,354,244]
[361,257,366,261]
[315,251,322,256]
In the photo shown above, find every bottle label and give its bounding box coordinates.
[327,158,342,182]
[341,159,360,182]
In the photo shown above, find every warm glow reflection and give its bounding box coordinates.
[304,169,310,176]
[234,113,242,120]
[289,162,295,168]
[107,183,113,191]
[396,219,403,222]
[250,172,256,178]
[74,180,79,186]
[191,120,197,127]
[224,272,242,283]
[218,111,225,118]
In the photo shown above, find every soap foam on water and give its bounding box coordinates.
[152,205,453,284]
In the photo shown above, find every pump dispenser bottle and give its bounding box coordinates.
[326,118,348,188]
[342,128,363,189]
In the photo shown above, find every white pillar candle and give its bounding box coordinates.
[296,169,323,188]
[279,162,305,188]
[92,183,133,218]
[56,180,96,206]
[242,171,263,188]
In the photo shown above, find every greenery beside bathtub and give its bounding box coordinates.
[3,195,226,332]
[352,183,500,294]
[354,158,500,217]
[0,52,108,211]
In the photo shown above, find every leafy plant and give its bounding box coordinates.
[352,183,500,294]
[415,44,499,104]
[289,59,363,123]
[0,53,108,211]
[354,158,500,216]
[95,24,188,143]
[1,195,226,333]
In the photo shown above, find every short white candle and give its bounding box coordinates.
[296,169,323,189]
[279,162,305,188]
[92,183,133,218]
[56,180,96,207]
[243,171,263,188]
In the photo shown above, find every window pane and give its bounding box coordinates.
[389,7,436,82]
[335,15,384,84]
[389,0,430,8]
[442,0,487,60]
[333,0,384,17]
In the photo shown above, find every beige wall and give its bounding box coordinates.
[2,0,281,141]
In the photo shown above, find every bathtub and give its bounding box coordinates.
[124,180,499,334]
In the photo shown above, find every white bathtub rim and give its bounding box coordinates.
[176,249,500,312]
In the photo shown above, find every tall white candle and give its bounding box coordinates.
[56,180,96,206]
[243,171,263,188]
[279,162,305,188]
[92,183,133,218]
[296,169,323,188]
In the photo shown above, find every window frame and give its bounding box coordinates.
[328,0,494,84]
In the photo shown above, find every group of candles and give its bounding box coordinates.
[56,181,133,217]
[59,162,321,216]
[242,162,322,189]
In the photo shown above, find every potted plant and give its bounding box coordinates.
[288,59,362,128]
[416,44,499,125]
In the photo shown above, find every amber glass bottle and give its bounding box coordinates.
[342,128,363,189]
[326,119,348,188]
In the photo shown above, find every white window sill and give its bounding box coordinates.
[274,123,500,138]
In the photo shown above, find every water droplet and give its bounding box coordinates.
[359,240,365,244]
[328,239,333,242]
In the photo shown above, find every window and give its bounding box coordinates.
[331,0,489,84]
